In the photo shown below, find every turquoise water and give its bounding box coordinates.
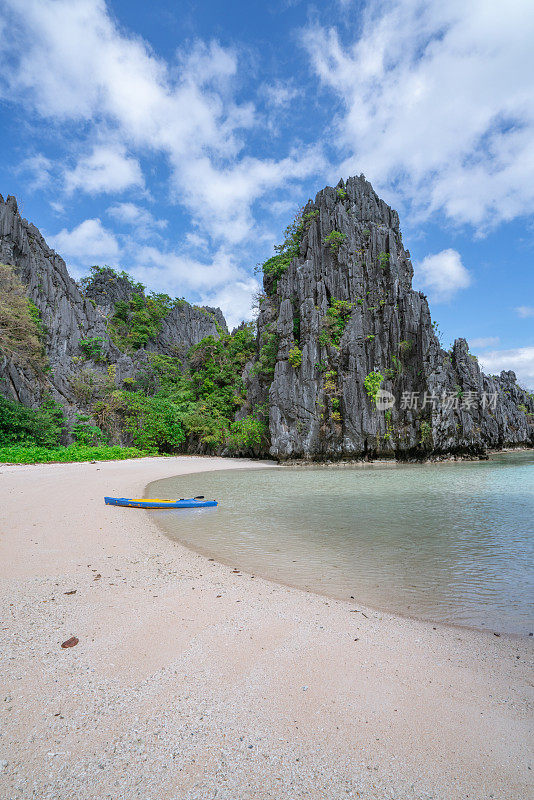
[148,451,534,634]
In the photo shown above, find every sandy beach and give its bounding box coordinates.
[0,455,532,800]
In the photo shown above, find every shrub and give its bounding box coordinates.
[288,346,302,368]
[227,411,268,451]
[0,263,47,371]
[72,413,107,446]
[116,391,185,452]
[252,328,279,379]
[109,291,178,350]
[336,187,347,199]
[0,444,148,464]
[0,395,65,447]
[79,336,107,361]
[419,420,433,447]
[81,267,196,352]
[323,370,338,395]
[259,210,305,289]
[318,330,330,347]
[384,409,394,442]
[364,371,384,406]
[324,231,346,252]
[80,265,145,295]
[325,298,355,347]
[378,252,389,269]
[70,367,115,405]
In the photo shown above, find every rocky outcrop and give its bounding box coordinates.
[244,176,533,459]
[149,303,226,358]
[0,194,226,414]
[82,266,226,361]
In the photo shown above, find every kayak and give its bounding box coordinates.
[104,496,217,509]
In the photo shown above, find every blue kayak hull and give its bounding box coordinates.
[104,496,217,509]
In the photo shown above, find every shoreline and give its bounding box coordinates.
[1,456,532,799]
[1,442,532,469]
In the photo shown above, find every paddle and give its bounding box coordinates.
[178,495,205,500]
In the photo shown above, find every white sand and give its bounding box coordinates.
[0,455,532,799]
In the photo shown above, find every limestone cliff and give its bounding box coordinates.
[243,176,533,459]
[0,194,226,416]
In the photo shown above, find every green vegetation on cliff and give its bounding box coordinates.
[0,317,267,461]
[81,265,185,351]
[0,263,47,371]
[109,292,179,350]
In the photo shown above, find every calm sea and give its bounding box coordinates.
[148,451,534,634]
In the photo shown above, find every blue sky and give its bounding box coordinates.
[0,0,533,386]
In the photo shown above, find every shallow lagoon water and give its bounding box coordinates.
[148,451,534,634]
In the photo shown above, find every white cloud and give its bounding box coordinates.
[107,202,167,237]
[414,248,472,302]
[130,245,242,292]
[1,0,322,244]
[17,154,53,190]
[478,346,534,391]
[302,0,534,228]
[123,244,259,325]
[262,81,300,109]
[468,336,500,349]
[200,277,260,330]
[48,218,120,264]
[516,306,534,319]
[174,145,324,244]
[184,232,209,250]
[64,144,144,195]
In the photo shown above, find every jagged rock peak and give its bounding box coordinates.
[312,174,400,231]
[243,174,533,460]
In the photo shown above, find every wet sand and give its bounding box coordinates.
[0,455,532,799]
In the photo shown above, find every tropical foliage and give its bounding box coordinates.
[0,263,47,371]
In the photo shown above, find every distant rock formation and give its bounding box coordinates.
[0,194,226,417]
[243,176,533,459]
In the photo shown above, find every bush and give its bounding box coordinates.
[227,413,268,451]
[72,413,107,446]
[324,231,346,252]
[364,371,384,406]
[70,367,115,405]
[325,298,355,347]
[115,392,186,453]
[288,346,302,368]
[0,395,65,447]
[109,291,178,350]
[252,328,279,379]
[0,263,47,371]
[0,444,148,463]
[259,211,305,290]
[419,420,433,448]
[378,252,389,269]
[79,336,107,361]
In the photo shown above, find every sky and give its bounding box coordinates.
[0,0,533,387]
